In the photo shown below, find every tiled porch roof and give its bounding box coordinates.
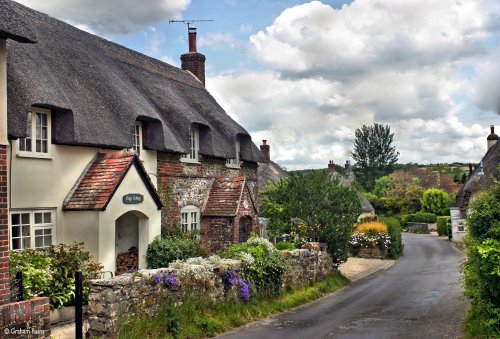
[63,151,162,211]
[203,176,248,217]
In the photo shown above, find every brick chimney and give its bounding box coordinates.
[328,160,336,173]
[260,140,270,163]
[487,125,498,150]
[345,160,352,172]
[181,27,206,86]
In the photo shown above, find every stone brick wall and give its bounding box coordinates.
[282,249,334,289]
[181,52,206,85]
[201,217,233,253]
[0,145,9,305]
[88,248,333,338]
[0,297,51,338]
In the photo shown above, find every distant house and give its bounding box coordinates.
[327,160,376,217]
[1,0,264,274]
[452,125,499,241]
[257,140,289,195]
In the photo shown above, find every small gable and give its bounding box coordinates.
[63,151,162,211]
[203,176,256,217]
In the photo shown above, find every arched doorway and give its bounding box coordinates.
[238,216,252,243]
[115,211,144,275]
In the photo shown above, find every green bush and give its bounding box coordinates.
[379,216,404,259]
[275,242,297,251]
[223,237,289,295]
[436,216,451,237]
[420,188,450,216]
[463,181,500,337]
[401,212,437,224]
[47,243,103,308]
[10,249,52,301]
[146,235,204,269]
[9,243,102,308]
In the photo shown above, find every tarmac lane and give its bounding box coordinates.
[219,233,468,339]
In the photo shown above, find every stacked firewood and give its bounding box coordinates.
[115,246,138,275]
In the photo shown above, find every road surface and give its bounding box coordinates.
[220,233,468,339]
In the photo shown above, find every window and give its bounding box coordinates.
[180,126,199,163]
[18,108,51,157]
[180,205,200,233]
[133,122,142,156]
[226,139,240,168]
[10,210,56,250]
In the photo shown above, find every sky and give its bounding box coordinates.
[17,0,500,170]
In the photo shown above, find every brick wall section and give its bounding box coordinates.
[88,249,333,338]
[0,145,9,305]
[201,217,233,252]
[0,297,51,338]
[157,153,259,251]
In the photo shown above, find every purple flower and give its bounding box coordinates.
[152,273,163,285]
[126,268,137,273]
[222,270,239,292]
[164,273,176,288]
[239,280,250,302]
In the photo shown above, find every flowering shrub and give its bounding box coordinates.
[355,221,388,235]
[350,232,391,257]
[10,249,52,300]
[223,236,289,295]
[151,273,177,288]
[221,269,253,302]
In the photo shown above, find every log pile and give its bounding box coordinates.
[115,247,138,275]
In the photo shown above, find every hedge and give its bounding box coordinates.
[378,216,404,259]
[401,212,437,224]
[436,216,451,237]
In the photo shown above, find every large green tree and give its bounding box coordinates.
[352,123,399,191]
[261,170,361,266]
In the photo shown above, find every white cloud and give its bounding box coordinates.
[16,0,191,35]
[145,31,166,57]
[198,32,240,50]
[208,0,500,169]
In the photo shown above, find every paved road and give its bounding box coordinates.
[221,233,468,339]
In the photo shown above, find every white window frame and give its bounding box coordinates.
[17,107,52,159]
[180,125,200,163]
[226,138,240,168]
[133,121,143,156]
[9,209,56,250]
[180,205,200,233]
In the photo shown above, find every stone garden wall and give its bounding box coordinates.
[88,248,333,338]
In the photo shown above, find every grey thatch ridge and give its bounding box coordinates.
[4,0,264,163]
[456,140,499,209]
[257,160,289,193]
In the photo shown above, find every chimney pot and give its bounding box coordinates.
[328,160,335,173]
[188,27,197,53]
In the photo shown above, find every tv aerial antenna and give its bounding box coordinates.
[169,19,214,28]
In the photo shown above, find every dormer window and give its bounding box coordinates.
[181,125,199,163]
[133,122,142,156]
[226,139,240,168]
[17,108,51,158]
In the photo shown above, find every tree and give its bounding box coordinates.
[261,170,362,266]
[420,188,450,216]
[352,123,399,191]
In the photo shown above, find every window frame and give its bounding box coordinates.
[226,138,241,168]
[180,125,200,163]
[180,205,200,233]
[17,107,52,159]
[132,121,143,156]
[9,209,56,250]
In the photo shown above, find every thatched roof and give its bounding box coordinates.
[456,141,499,209]
[329,169,375,214]
[4,0,264,162]
[257,161,289,193]
[0,0,36,43]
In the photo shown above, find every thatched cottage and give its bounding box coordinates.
[0,0,264,275]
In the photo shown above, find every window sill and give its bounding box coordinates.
[16,152,53,160]
[225,164,241,169]
[180,157,200,164]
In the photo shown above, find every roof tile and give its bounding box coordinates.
[203,176,246,217]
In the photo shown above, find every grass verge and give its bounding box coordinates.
[119,271,349,338]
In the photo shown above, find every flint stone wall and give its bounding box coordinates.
[88,248,333,338]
